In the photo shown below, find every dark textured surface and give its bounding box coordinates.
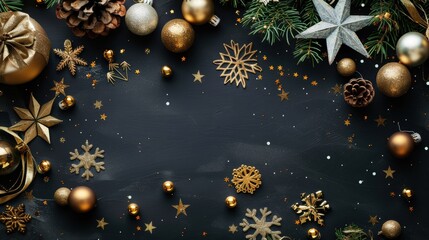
[0,1,428,240]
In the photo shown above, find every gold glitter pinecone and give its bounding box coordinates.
[56,0,126,38]
[343,78,375,107]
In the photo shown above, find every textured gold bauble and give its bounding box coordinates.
[125,3,158,36]
[376,62,411,98]
[37,160,51,174]
[182,0,214,25]
[161,66,173,78]
[402,188,413,200]
[0,140,20,176]
[161,19,195,53]
[388,132,414,158]
[337,58,356,77]
[128,203,140,216]
[54,187,71,206]
[307,228,321,239]
[225,196,237,208]
[103,49,115,62]
[396,32,429,67]
[378,220,401,239]
[162,181,175,193]
[68,186,96,213]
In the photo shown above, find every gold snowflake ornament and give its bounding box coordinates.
[291,190,330,226]
[70,140,105,180]
[240,208,282,240]
[0,204,31,234]
[232,164,262,194]
[213,40,262,89]
[54,39,88,76]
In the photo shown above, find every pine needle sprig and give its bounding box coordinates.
[219,0,249,7]
[0,0,23,12]
[44,0,60,9]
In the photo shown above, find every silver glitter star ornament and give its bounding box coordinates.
[296,0,372,64]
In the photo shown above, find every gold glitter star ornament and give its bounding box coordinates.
[9,94,62,144]
[0,204,31,234]
[231,164,262,194]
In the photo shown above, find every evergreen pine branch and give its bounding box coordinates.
[44,0,60,9]
[219,0,249,8]
[0,0,23,12]
[335,224,368,240]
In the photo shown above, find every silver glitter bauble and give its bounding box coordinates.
[396,32,429,67]
[125,3,158,36]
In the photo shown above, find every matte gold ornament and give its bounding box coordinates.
[396,32,429,67]
[376,62,411,98]
[161,66,173,78]
[68,186,96,213]
[307,228,321,239]
[402,188,413,200]
[125,0,158,36]
[128,203,139,216]
[388,132,414,158]
[378,220,401,239]
[54,187,71,206]
[162,181,175,193]
[59,95,76,110]
[37,160,51,174]
[161,19,195,53]
[337,58,356,77]
[225,196,237,208]
[0,140,20,176]
[181,0,220,26]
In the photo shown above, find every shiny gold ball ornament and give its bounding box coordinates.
[402,188,413,200]
[307,228,321,239]
[376,62,412,98]
[128,203,140,216]
[225,196,237,208]
[103,49,115,62]
[337,58,357,77]
[54,187,71,206]
[125,1,158,36]
[161,65,173,78]
[37,160,51,174]
[182,0,220,26]
[388,132,414,158]
[378,220,401,239]
[396,32,429,67]
[59,95,76,110]
[0,140,20,176]
[162,181,175,193]
[161,19,195,53]
[35,0,45,5]
[68,186,96,213]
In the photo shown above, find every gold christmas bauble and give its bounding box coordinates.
[162,181,175,193]
[225,196,237,208]
[379,220,401,239]
[68,186,96,213]
[103,49,115,62]
[388,132,414,158]
[64,95,75,107]
[376,62,411,98]
[37,160,51,174]
[182,0,214,25]
[307,228,321,239]
[54,187,71,206]
[396,32,429,67]
[161,19,195,53]
[128,203,140,216]
[337,58,356,77]
[125,2,158,36]
[402,188,413,200]
[0,140,20,176]
[161,66,173,78]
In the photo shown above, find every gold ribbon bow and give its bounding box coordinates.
[400,0,429,38]
[0,11,35,72]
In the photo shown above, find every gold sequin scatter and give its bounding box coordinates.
[0,204,31,234]
[231,164,262,194]
[291,191,330,226]
[54,39,87,76]
[213,41,262,89]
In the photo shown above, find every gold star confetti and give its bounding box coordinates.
[0,204,31,234]
[136,226,142,231]
[145,48,151,54]
[295,220,301,225]
[92,79,99,88]
[24,190,34,201]
[90,61,96,68]
[409,206,414,212]
[43,176,49,182]
[144,221,156,234]
[100,114,107,120]
[390,192,396,197]
[120,49,125,54]
[228,224,238,234]
[293,72,299,77]
[86,73,92,78]
[275,79,281,85]
[193,70,205,83]
[172,199,190,217]
[277,65,283,71]
[278,90,289,102]
[54,39,87,76]
[135,69,140,75]
[60,137,66,143]
[344,119,351,126]
[375,115,386,127]
[9,94,63,144]
[181,56,186,62]
[236,18,241,23]
[311,80,318,86]
[303,75,309,80]
[279,71,284,76]
[263,55,267,60]
[42,200,48,206]
[224,177,230,182]
[94,100,103,109]
[202,231,208,237]
[331,84,342,94]
[257,74,263,80]
[96,218,108,230]
[269,65,274,70]
[50,78,69,96]
[368,215,378,226]
[135,216,141,220]
[383,166,396,179]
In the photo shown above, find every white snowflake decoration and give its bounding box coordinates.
[70,140,105,180]
[240,208,283,240]
[259,0,279,6]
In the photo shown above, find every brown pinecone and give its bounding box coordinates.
[56,0,126,38]
[343,78,375,107]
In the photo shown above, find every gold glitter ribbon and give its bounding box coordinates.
[0,127,36,204]
[400,0,429,38]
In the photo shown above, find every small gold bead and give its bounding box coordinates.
[161,66,173,78]
[38,160,51,174]
[128,203,139,216]
[225,196,237,208]
[103,50,115,62]
[162,181,175,193]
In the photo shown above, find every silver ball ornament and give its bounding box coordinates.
[396,32,429,67]
[125,3,158,36]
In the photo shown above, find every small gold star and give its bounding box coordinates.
[193,70,205,83]
[135,216,141,220]
[409,206,414,212]
[293,72,299,77]
[120,49,125,54]
[181,56,186,62]
[24,190,34,201]
[375,115,386,127]
[295,220,301,225]
[236,18,241,23]
[223,177,230,182]
[97,218,108,230]
[311,80,318,86]
[60,137,66,143]
[279,71,284,76]
[303,75,309,80]
[383,166,396,178]
[43,200,48,206]
[90,61,96,68]
[92,79,99,88]
[100,113,107,120]
[278,90,289,102]
[144,221,156,234]
[263,55,267,60]
[228,224,237,234]
[136,226,142,231]
[43,176,50,182]
[277,65,283,71]
[344,119,351,126]
[94,100,103,109]
[331,84,342,94]
[390,192,396,197]
[86,73,92,78]
[50,78,69,96]
[269,65,274,70]
[257,74,263,80]
[275,79,281,85]
[172,199,190,217]
[368,215,378,226]
[135,69,140,75]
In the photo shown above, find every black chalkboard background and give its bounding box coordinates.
[0,1,428,240]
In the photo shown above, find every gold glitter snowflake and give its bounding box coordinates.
[231,164,262,194]
[0,204,31,234]
[70,140,105,180]
[240,208,282,240]
[291,190,330,226]
[213,40,262,89]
